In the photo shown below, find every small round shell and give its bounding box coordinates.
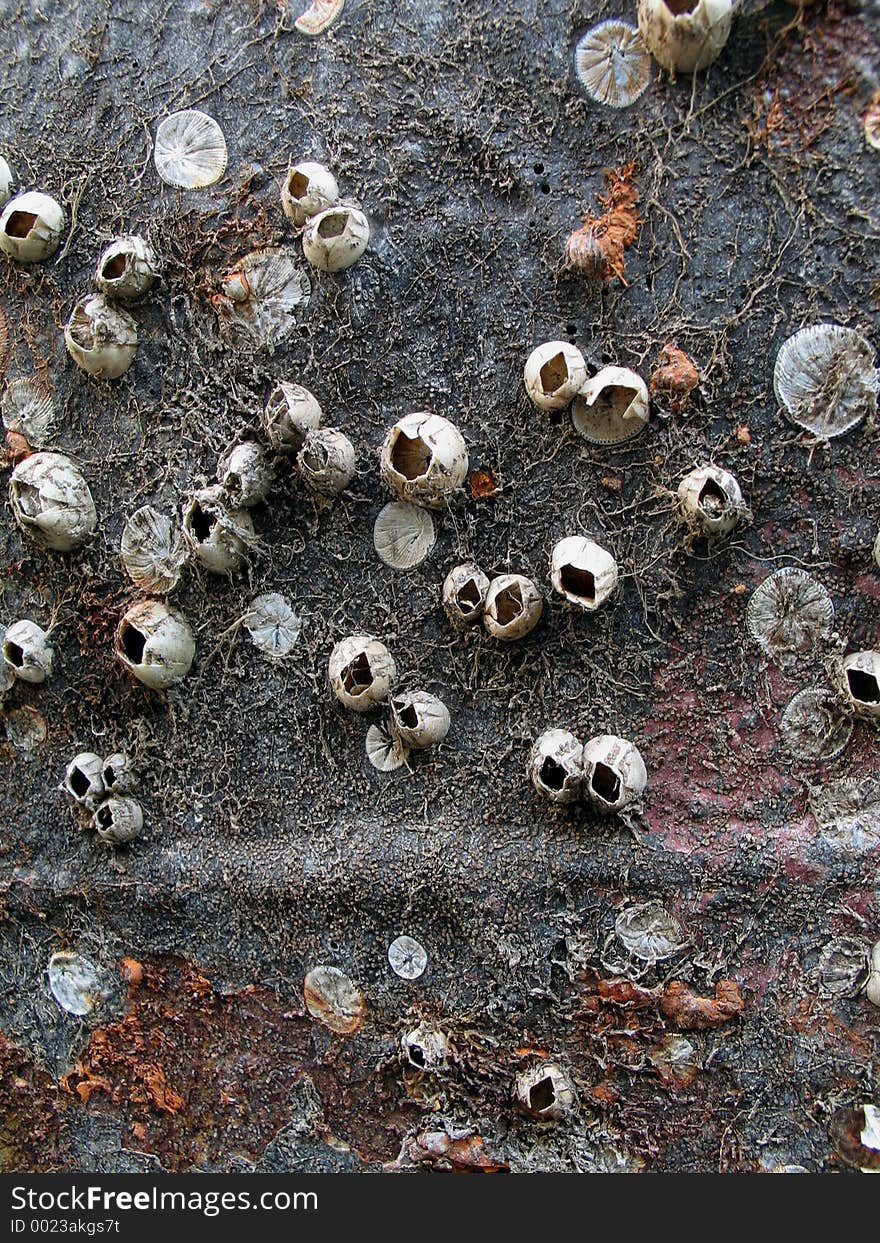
[529,728,583,804]
[263,381,322,453]
[637,0,734,75]
[817,937,870,999]
[10,452,97,552]
[837,651,880,720]
[582,734,647,813]
[442,563,490,628]
[294,0,345,36]
[523,341,588,412]
[95,236,159,301]
[401,1022,449,1071]
[101,752,138,796]
[281,161,339,227]
[549,536,618,611]
[0,191,66,262]
[676,464,744,537]
[780,688,853,763]
[47,952,105,1017]
[303,965,366,1035]
[373,501,436,569]
[328,635,397,712]
[866,942,880,1009]
[120,505,186,594]
[215,248,311,348]
[746,568,834,659]
[389,690,451,750]
[2,620,53,684]
[571,365,650,444]
[379,412,468,511]
[388,935,428,980]
[115,599,195,690]
[64,753,106,809]
[302,204,370,273]
[483,573,543,641]
[154,110,227,189]
[615,901,683,962]
[296,427,356,496]
[0,156,12,206]
[774,324,877,439]
[93,796,143,846]
[244,593,301,659]
[515,1063,574,1121]
[65,294,138,379]
[365,721,408,772]
[182,486,255,575]
[1,378,55,446]
[575,21,652,108]
[218,441,274,508]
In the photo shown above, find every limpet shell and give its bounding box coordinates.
[746,568,834,659]
[373,501,436,570]
[780,688,853,764]
[244,592,302,658]
[121,505,186,593]
[154,109,228,189]
[774,324,878,439]
[1,378,55,445]
[574,21,652,109]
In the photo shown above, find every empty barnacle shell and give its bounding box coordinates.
[379,412,468,511]
[401,1022,449,1071]
[0,156,12,206]
[676,464,744,537]
[529,728,583,804]
[615,901,684,962]
[523,341,588,412]
[2,619,53,684]
[389,690,451,751]
[281,160,339,227]
[388,935,428,980]
[10,452,97,551]
[120,505,186,593]
[262,381,322,452]
[549,536,618,612]
[47,951,106,1017]
[154,109,227,189]
[830,1103,880,1173]
[780,688,853,763]
[101,752,138,796]
[182,486,255,575]
[746,568,834,660]
[866,942,880,1009]
[817,937,870,999]
[64,753,106,809]
[774,324,878,439]
[373,501,436,570]
[303,965,366,1035]
[571,365,649,444]
[442,563,490,628]
[582,734,647,814]
[483,573,543,641]
[93,796,143,846]
[64,294,138,379]
[1,378,55,446]
[0,191,66,262]
[837,651,880,720]
[244,592,302,658]
[574,21,652,108]
[637,0,734,76]
[328,635,397,713]
[95,236,159,301]
[296,427,356,496]
[365,721,408,772]
[302,204,370,273]
[115,599,195,690]
[515,1063,574,1122]
[215,248,311,348]
[294,0,344,35]
[218,441,274,508]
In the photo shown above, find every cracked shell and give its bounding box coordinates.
[637,0,734,76]
[401,1022,449,1071]
[389,690,451,750]
[115,599,195,690]
[483,573,543,641]
[2,619,53,684]
[550,536,618,611]
[515,1063,574,1121]
[218,441,274,508]
[837,651,880,720]
[676,464,744,537]
[281,160,339,227]
[65,294,138,379]
[262,381,322,452]
[0,190,65,262]
[571,365,649,444]
[302,204,370,273]
[328,635,397,713]
[64,753,106,810]
[182,486,255,575]
[93,796,143,846]
[379,412,468,511]
[529,728,583,804]
[523,341,587,412]
[95,236,159,300]
[582,734,647,813]
[296,427,356,496]
[442,563,490,628]
[10,452,97,551]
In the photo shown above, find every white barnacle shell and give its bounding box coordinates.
[154,109,227,189]
[676,464,744,537]
[47,951,106,1017]
[64,294,138,379]
[244,592,301,659]
[388,935,428,980]
[296,427,356,496]
[379,412,468,511]
[637,0,734,76]
[120,505,186,594]
[303,965,366,1035]
[294,0,345,36]
[1,378,55,445]
[373,501,435,570]
[216,248,311,348]
[93,796,143,846]
[115,599,195,690]
[515,1063,575,1122]
[64,752,106,809]
[0,191,66,262]
[442,563,490,628]
[218,441,274,508]
[529,728,583,804]
[483,573,543,641]
[95,235,159,301]
[550,536,619,611]
[574,21,652,108]
[389,690,451,751]
[302,204,370,273]
[2,619,53,684]
[10,452,97,551]
[401,1022,449,1071]
[615,901,684,962]
[773,324,878,439]
[281,160,339,227]
[0,156,12,206]
[328,635,397,712]
[263,381,322,452]
[101,752,138,796]
[182,486,255,575]
[582,734,647,813]
[866,941,880,1009]
[365,721,408,772]
[817,937,870,999]
[780,688,853,764]
[523,341,588,412]
[746,568,834,659]
[571,365,650,444]
[837,651,880,720]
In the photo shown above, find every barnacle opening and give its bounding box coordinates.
[493,583,524,626]
[317,211,347,240]
[120,622,147,665]
[591,762,621,804]
[102,254,127,281]
[663,0,699,12]
[539,352,569,394]
[342,652,373,696]
[559,564,596,604]
[96,804,113,830]
[540,757,567,792]
[406,1042,426,1068]
[67,307,97,351]
[396,701,419,730]
[287,170,310,198]
[3,640,24,668]
[847,668,880,705]
[301,442,329,472]
[529,1076,557,1113]
[594,384,639,419]
[189,502,215,543]
[104,763,118,787]
[12,480,42,517]
[68,765,91,798]
[390,431,432,480]
[698,477,728,515]
[457,579,482,614]
[5,211,38,238]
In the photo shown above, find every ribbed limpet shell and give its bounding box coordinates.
[216,248,311,348]
[154,110,228,189]
[614,902,684,963]
[365,721,408,772]
[373,501,436,570]
[774,324,878,439]
[746,568,834,659]
[244,592,301,658]
[1,378,55,445]
[120,505,186,593]
[574,21,652,109]
[779,688,853,764]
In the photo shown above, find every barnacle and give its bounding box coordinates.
[294,0,344,36]
[373,501,436,570]
[154,110,227,189]
[746,568,834,659]
[774,324,878,439]
[571,366,649,444]
[564,163,640,285]
[1,378,55,445]
[0,191,66,262]
[574,21,652,109]
[637,0,734,76]
[515,1063,574,1121]
[549,536,619,611]
[214,248,311,348]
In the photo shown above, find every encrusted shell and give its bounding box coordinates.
[637,0,734,76]
[10,452,97,551]
[64,294,138,379]
[95,236,159,300]
[780,688,853,764]
[774,324,878,439]
[388,690,451,750]
[120,505,186,593]
[102,753,138,796]
[93,796,143,846]
[373,501,436,570]
[2,619,54,684]
[515,1063,575,1121]
[529,728,583,804]
[676,464,744,537]
[1,378,55,445]
[582,734,648,813]
[303,965,365,1035]
[115,599,196,690]
[154,110,227,189]
[388,935,428,980]
[442,563,490,628]
[64,752,106,809]
[218,441,274,508]
[379,412,468,511]
[328,635,397,712]
[182,487,255,575]
[0,191,66,262]
[216,248,311,348]
[571,365,650,444]
[296,427,356,496]
[615,901,684,962]
[244,592,302,658]
[262,381,322,452]
[523,341,587,412]
[302,204,370,273]
[483,573,543,641]
[746,568,834,659]
[817,937,870,999]
[574,21,652,108]
[549,536,619,611]
[281,161,339,227]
